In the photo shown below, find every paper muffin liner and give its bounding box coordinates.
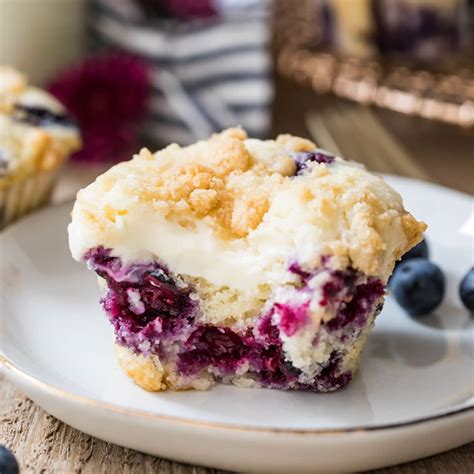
[0,169,60,230]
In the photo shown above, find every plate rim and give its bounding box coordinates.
[1,356,473,435]
[1,175,473,436]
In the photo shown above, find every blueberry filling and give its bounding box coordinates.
[85,247,384,391]
[326,278,385,330]
[177,317,304,388]
[290,151,335,175]
[275,302,310,337]
[178,326,248,375]
[320,269,357,307]
[86,247,195,350]
[13,104,76,128]
[288,262,311,280]
[308,352,352,391]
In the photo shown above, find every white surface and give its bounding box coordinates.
[1,175,473,472]
[0,0,85,85]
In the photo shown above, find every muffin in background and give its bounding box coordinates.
[315,0,466,62]
[0,67,81,229]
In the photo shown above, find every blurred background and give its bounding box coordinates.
[1,0,472,194]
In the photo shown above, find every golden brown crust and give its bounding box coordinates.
[114,344,213,391]
[115,344,168,391]
[275,134,316,152]
[401,213,428,258]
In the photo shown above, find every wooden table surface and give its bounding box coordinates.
[1,78,473,473]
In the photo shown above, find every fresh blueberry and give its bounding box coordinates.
[0,445,19,474]
[460,268,474,312]
[389,258,445,316]
[400,239,429,262]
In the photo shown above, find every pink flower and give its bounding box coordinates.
[135,0,217,20]
[167,0,216,19]
[49,53,150,162]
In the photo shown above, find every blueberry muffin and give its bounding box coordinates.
[0,67,81,228]
[69,128,426,392]
[316,0,463,61]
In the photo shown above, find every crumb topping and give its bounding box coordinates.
[70,128,426,282]
[91,128,314,239]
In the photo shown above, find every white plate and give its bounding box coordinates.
[1,175,473,473]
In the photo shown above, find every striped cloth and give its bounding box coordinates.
[89,0,273,146]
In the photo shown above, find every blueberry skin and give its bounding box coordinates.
[0,445,19,474]
[400,239,429,262]
[389,258,445,316]
[460,268,474,312]
[13,104,76,128]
